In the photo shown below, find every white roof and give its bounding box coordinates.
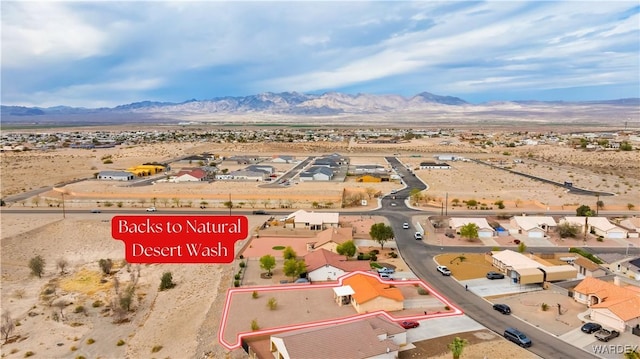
[289,210,339,225]
[449,217,493,230]
[333,285,355,297]
[562,217,626,233]
[492,250,541,270]
[512,216,557,231]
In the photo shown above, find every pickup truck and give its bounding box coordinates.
[594,328,620,342]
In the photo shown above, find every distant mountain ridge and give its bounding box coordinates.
[2,91,639,118]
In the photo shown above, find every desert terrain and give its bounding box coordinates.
[1,132,638,358]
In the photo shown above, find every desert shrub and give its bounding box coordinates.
[86,338,95,344]
[98,259,113,275]
[24,351,35,357]
[388,252,398,258]
[597,237,604,242]
[151,345,163,353]
[92,300,103,308]
[29,255,45,278]
[117,339,125,346]
[70,346,77,352]
[234,273,241,280]
[74,306,85,314]
[267,297,277,310]
[370,254,377,261]
[444,306,451,311]
[239,261,246,268]
[369,249,379,255]
[159,272,176,291]
[541,303,549,311]
[252,291,259,299]
[75,356,86,359]
[417,287,429,295]
[251,319,259,331]
[233,280,240,287]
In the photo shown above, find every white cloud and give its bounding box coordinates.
[1,2,108,68]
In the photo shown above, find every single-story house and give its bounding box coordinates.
[283,210,339,230]
[173,168,207,182]
[126,164,165,176]
[270,155,295,163]
[418,162,451,169]
[304,249,371,281]
[573,276,640,332]
[342,273,404,313]
[573,256,607,278]
[490,250,577,284]
[449,218,495,238]
[299,166,334,181]
[217,170,266,181]
[356,173,389,182]
[268,315,404,359]
[561,217,628,239]
[245,164,275,175]
[619,217,640,238]
[510,216,557,238]
[307,227,353,252]
[97,171,135,181]
[353,165,386,174]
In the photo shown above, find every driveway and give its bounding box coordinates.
[461,277,543,297]
[404,315,486,344]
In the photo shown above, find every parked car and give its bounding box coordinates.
[503,327,532,347]
[594,328,620,342]
[402,222,410,229]
[390,202,397,207]
[486,271,505,280]
[436,265,451,276]
[146,207,157,212]
[414,232,423,240]
[377,267,395,274]
[252,210,268,215]
[90,209,101,213]
[400,321,419,329]
[379,272,394,280]
[493,304,511,314]
[445,233,455,238]
[581,322,602,334]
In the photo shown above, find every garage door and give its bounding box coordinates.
[528,231,544,238]
[607,232,625,239]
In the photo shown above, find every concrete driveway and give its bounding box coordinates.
[404,315,486,344]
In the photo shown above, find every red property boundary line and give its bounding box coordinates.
[218,270,463,350]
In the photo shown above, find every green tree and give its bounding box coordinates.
[369,223,394,250]
[282,246,297,260]
[29,255,45,278]
[628,203,636,210]
[98,259,113,275]
[283,259,306,281]
[518,241,527,253]
[459,223,479,241]
[494,200,505,209]
[159,272,176,291]
[620,142,633,151]
[556,222,580,238]
[259,255,276,276]
[448,337,469,359]
[576,205,593,217]
[409,188,422,204]
[336,240,357,260]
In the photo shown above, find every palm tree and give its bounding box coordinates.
[448,337,468,359]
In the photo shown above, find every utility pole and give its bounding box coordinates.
[445,192,448,216]
[61,191,66,219]
[228,193,232,216]
[595,194,600,216]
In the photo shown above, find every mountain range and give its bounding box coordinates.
[4,91,638,117]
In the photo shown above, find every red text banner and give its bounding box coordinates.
[111,215,248,263]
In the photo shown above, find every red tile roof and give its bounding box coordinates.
[304,249,371,273]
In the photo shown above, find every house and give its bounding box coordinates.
[245,164,275,175]
[270,155,295,163]
[174,154,215,165]
[418,161,451,170]
[226,155,261,164]
[126,164,165,176]
[356,173,389,183]
[268,315,404,359]
[619,257,640,281]
[561,217,628,239]
[173,168,207,182]
[304,249,371,281]
[619,217,640,238]
[283,210,339,230]
[312,158,340,168]
[573,256,607,278]
[218,170,266,181]
[342,273,404,313]
[353,164,386,174]
[449,218,495,238]
[573,276,640,332]
[490,250,577,284]
[510,216,557,238]
[299,166,334,181]
[97,171,135,181]
[308,227,353,252]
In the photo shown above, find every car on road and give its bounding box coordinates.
[581,322,602,334]
[252,210,268,215]
[445,233,455,238]
[493,303,511,314]
[414,232,423,240]
[399,321,419,329]
[436,265,451,276]
[390,189,398,194]
[594,328,620,342]
[402,222,410,229]
[146,207,157,212]
[90,209,101,213]
[377,267,395,274]
[486,271,505,280]
[390,202,397,206]
[504,327,532,347]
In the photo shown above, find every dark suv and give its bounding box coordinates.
[504,327,532,347]
[493,303,511,315]
[581,322,602,334]
[486,271,505,279]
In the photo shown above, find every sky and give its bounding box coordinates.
[1,1,639,108]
